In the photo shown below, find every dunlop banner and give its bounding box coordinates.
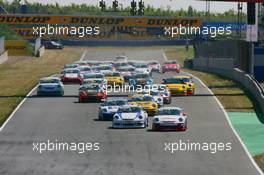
[5,40,27,56]
[0,14,202,27]
[13,27,177,40]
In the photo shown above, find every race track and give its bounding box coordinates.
[0,48,262,175]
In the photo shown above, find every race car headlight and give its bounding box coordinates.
[102,109,108,113]
[114,115,120,120]
[137,115,143,120]
[152,104,157,108]
[178,118,184,122]
[153,118,159,123]
[157,98,162,101]
[188,84,192,87]
[182,85,186,89]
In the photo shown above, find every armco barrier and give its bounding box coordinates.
[193,57,264,113]
[0,50,8,64]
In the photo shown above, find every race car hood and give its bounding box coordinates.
[129,101,156,108]
[107,77,123,82]
[65,73,78,78]
[163,64,178,68]
[119,113,138,120]
[166,84,185,89]
[155,115,186,123]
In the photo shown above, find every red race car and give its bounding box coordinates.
[61,68,83,84]
[161,61,180,73]
[78,84,107,102]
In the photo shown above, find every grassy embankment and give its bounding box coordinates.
[0,47,85,126]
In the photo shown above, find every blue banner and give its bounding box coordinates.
[202,22,246,31]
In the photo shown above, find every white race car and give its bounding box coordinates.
[152,107,187,131]
[112,105,148,128]
[134,62,151,75]
[149,90,164,107]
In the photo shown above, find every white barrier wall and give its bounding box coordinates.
[193,57,264,112]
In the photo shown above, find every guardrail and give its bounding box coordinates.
[193,57,264,113]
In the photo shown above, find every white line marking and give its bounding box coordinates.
[162,50,263,175]
[0,51,87,132]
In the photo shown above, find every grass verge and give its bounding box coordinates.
[0,46,85,126]
[255,154,264,172]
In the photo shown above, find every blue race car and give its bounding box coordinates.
[98,98,128,121]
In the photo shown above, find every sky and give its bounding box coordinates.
[27,0,247,13]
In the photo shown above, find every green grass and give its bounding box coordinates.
[0,46,86,126]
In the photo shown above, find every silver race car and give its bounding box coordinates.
[112,105,148,129]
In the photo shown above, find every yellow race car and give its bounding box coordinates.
[177,75,196,95]
[105,72,124,85]
[162,77,187,96]
[128,94,158,116]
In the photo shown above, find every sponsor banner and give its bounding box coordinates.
[0,14,202,27]
[5,40,27,56]
[203,22,246,31]
[13,27,174,40]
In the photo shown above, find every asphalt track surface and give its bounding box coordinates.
[0,48,262,175]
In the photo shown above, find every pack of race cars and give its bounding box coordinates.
[36,55,196,131]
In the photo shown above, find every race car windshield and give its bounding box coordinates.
[134,74,149,79]
[64,64,78,68]
[150,91,159,96]
[131,96,152,101]
[117,107,141,113]
[163,78,183,84]
[65,69,79,74]
[149,61,158,65]
[105,73,120,77]
[182,78,191,82]
[164,61,177,64]
[102,100,127,106]
[135,64,148,68]
[83,80,102,84]
[84,74,104,79]
[40,79,59,84]
[80,86,99,90]
[98,66,112,70]
[80,67,91,71]
[157,109,181,115]
[119,68,135,72]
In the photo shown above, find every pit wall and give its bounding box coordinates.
[193,57,264,113]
